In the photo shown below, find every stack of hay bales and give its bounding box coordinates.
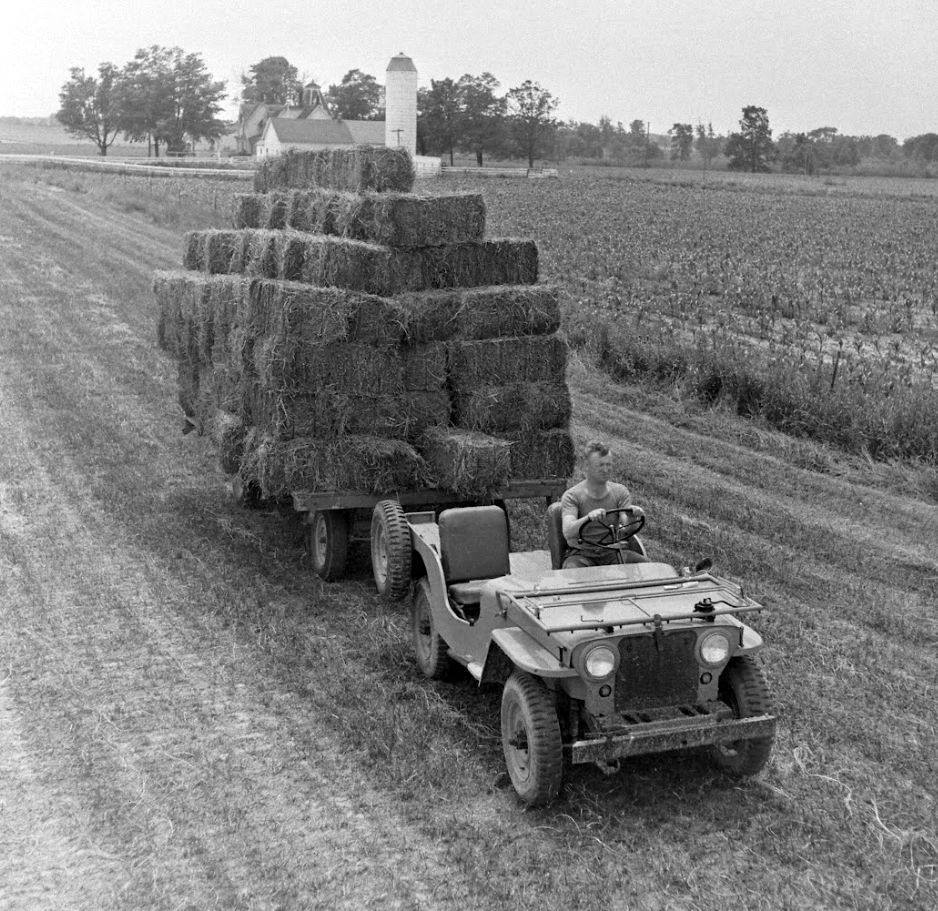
[153,147,573,500]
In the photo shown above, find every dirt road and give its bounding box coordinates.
[0,167,935,910]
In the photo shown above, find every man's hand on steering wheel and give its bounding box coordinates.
[578,506,646,550]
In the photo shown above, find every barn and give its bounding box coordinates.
[246,54,438,175]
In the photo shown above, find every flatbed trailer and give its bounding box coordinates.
[286,479,567,584]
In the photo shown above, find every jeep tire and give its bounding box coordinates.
[501,671,563,806]
[411,578,451,679]
[710,655,775,776]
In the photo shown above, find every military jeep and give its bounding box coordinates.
[369,499,777,806]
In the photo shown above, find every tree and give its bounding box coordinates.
[327,69,381,120]
[778,132,816,174]
[420,77,462,164]
[457,72,505,166]
[669,122,694,161]
[56,63,122,156]
[695,122,722,170]
[118,46,225,155]
[241,56,300,105]
[903,133,938,162]
[506,80,558,167]
[725,105,774,172]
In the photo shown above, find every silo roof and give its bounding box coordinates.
[386,53,417,73]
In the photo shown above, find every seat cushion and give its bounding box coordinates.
[438,506,510,583]
[448,581,484,606]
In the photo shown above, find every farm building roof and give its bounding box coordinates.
[268,118,384,147]
[345,121,385,145]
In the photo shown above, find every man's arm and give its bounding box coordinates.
[561,493,605,546]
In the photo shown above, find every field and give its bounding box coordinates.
[0,161,935,910]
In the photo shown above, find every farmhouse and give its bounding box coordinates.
[246,53,428,171]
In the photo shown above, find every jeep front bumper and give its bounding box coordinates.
[567,713,776,765]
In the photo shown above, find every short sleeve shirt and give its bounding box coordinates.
[560,480,631,557]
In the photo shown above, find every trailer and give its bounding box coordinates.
[287,478,567,591]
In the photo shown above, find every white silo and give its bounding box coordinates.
[385,52,417,159]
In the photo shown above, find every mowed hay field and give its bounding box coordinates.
[0,161,935,910]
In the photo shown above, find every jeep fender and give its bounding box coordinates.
[480,628,578,685]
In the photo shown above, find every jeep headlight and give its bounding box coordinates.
[584,645,617,679]
[699,631,731,666]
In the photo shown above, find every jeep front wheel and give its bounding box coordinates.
[710,655,775,777]
[501,671,563,806]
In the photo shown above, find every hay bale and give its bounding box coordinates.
[241,434,428,499]
[204,230,242,274]
[419,428,511,495]
[248,389,450,440]
[244,230,280,278]
[210,410,247,474]
[232,194,264,230]
[453,381,571,433]
[500,429,575,479]
[153,271,188,356]
[251,340,404,396]
[397,285,561,344]
[253,147,415,194]
[243,279,406,348]
[233,190,486,247]
[193,229,538,295]
[183,231,205,271]
[448,335,567,390]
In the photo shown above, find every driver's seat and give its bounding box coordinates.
[546,501,647,570]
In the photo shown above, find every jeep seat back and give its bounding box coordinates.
[546,501,569,570]
[438,506,510,585]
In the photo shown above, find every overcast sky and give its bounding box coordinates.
[1,0,935,138]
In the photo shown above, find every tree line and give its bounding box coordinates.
[57,50,938,172]
[57,48,226,156]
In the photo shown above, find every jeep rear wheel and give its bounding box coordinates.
[371,500,412,600]
[307,510,349,582]
[710,655,775,777]
[411,578,451,679]
[501,671,563,806]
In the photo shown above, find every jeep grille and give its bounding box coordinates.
[616,631,699,712]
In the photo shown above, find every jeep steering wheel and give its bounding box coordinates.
[578,506,646,550]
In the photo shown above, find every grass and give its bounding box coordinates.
[0,163,935,909]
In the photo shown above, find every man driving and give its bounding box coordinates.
[560,440,649,568]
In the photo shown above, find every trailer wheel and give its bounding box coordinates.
[501,671,563,806]
[411,578,451,679]
[307,510,349,582]
[371,499,412,600]
[710,656,775,777]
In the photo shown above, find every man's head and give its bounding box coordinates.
[583,440,612,485]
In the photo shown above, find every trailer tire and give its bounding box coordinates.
[307,510,349,582]
[501,671,563,806]
[710,656,775,777]
[371,500,412,600]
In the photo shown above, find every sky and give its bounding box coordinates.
[1,0,935,139]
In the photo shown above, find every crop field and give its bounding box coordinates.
[441,172,938,464]
[0,161,935,910]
